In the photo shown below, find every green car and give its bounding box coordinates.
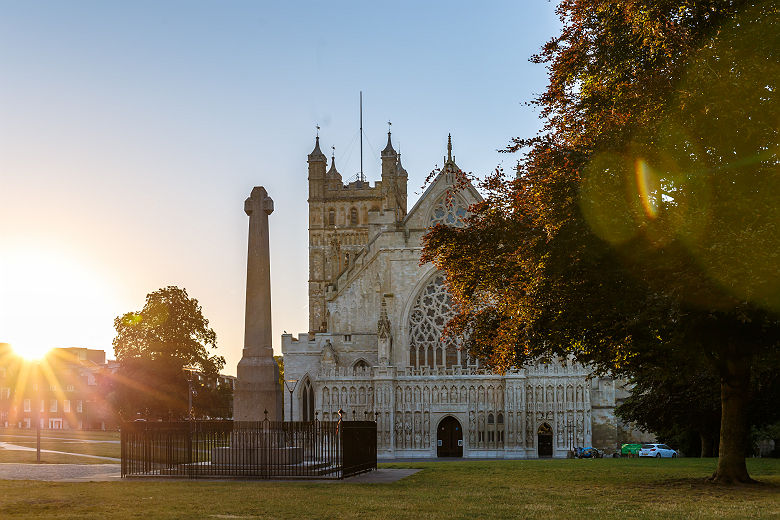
[621,443,642,456]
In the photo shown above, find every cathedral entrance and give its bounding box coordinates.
[537,423,553,458]
[437,416,463,457]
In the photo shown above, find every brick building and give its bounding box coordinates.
[0,344,118,430]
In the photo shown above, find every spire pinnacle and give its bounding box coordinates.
[447,133,452,162]
[308,133,326,162]
[382,123,396,156]
[327,148,339,177]
[396,147,407,176]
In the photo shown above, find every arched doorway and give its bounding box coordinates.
[437,416,463,457]
[537,423,553,457]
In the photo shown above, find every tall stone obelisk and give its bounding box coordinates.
[234,186,282,421]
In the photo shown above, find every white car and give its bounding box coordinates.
[638,443,678,458]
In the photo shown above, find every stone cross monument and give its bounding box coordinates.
[234,186,282,421]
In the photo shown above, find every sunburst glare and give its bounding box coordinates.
[0,245,121,359]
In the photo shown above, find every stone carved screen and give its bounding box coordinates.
[429,194,468,228]
[408,273,469,369]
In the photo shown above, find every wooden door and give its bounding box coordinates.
[437,416,463,457]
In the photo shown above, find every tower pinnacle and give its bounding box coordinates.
[327,146,339,176]
[382,126,396,156]
[447,133,452,162]
[308,135,326,162]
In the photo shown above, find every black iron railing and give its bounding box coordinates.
[121,419,376,479]
[341,421,377,476]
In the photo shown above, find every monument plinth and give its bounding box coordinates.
[234,186,282,421]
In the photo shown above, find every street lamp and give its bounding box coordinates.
[284,379,298,422]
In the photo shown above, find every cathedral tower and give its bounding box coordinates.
[307,132,389,333]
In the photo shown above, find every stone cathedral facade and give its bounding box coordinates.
[282,131,631,458]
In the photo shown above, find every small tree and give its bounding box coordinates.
[112,286,224,420]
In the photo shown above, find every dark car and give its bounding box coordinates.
[580,446,603,458]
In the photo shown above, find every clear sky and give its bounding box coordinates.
[0,1,561,373]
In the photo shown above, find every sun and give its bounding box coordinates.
[0,245,120,360]
[8,342,51,361]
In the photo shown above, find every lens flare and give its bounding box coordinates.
[634,158,660,219]
[579,151,643,245]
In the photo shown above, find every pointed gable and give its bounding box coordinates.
[403,155,482,231]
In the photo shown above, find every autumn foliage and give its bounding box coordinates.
[422,1,779,483]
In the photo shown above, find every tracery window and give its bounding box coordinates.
[349,207,359,226]
[300,378,314,422]
[328,208,335,226]
[429,194,468,228]
[408,273,469,369]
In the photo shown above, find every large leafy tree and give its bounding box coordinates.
[618,348,780,458]
[111,286,225,420]
[423,1,778,483]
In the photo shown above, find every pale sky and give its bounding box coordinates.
[0,1,561,374]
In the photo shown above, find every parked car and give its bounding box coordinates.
[579,446,603,458]
[638,443,678,458]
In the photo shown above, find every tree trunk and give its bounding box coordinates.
[700,432,714,458]
[710,354,754,483]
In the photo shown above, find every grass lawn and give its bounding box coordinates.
[0,441,119,459]
[0,458,778,519]
[0,429,120,459]
[0,451,112,464]
[0,429,119,442]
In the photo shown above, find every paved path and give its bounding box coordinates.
[0,435,119,444]
[0,463,418,484]
[338,468,420,483]
[0,463,121,482]
[0,441,120,462]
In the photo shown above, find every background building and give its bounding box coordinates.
[0,344,238,428]
[0,346,118,430]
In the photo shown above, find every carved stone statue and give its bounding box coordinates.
[377,297,392,365]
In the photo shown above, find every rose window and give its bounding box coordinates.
[430,195,468,228]
[408,274,469,368]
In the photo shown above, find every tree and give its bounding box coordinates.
[423,1,779,483]
[192,376,233,419]
[111,286,225,420]
[618,348,780,458]
[274,355,285,390]
[617,360,722,458]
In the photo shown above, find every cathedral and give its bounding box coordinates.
[282,130,632,458]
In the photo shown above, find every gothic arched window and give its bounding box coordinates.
[301,378,314,422]
[408,273,468,369]
[429,194,468,228]
[349,207,359,226]
[328,208,336,227]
